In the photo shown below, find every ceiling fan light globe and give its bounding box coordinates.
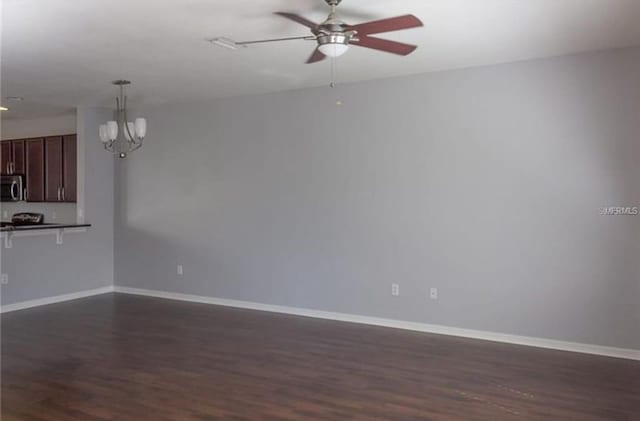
[318,43,349,58]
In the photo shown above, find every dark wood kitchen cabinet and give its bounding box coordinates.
[25,138,45,202]
[0,140,25,175]
[2,134,76,202]
[62,135,77,202]
[11,140,25,175]
[45,136,63,202]
[44,135,76,202]
[1,141,11,175]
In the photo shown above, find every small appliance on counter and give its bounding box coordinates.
[0,175,24,202]
[1,212,47,229]
[11,212,46,226]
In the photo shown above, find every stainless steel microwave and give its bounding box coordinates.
[1,175,24,202]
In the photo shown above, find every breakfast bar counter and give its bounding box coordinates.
[0,223,92,248]
[0,223,91,232]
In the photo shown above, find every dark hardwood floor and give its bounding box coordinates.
[2,293,639,420]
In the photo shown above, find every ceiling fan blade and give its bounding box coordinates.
[275,12,319,32]
[346,14,423,36]
[306,48,326,64]
[351,36,418,56]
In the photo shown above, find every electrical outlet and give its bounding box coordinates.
[2,210,8,219]
[1,274,8,285]
[177,265,183,276]
[430,288,438,300]
[391,283,399,296]
[51,212,57,220]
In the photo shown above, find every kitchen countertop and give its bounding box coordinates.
[0,223,92,233]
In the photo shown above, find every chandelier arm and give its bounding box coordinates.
[122,99,138,144]
[130,138,143,152]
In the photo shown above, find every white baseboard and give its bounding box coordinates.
[113,286,640,361]
[1,285,114,314]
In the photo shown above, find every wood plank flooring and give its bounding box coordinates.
[2,293,639,420]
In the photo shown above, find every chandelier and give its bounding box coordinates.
[99,80,147,158]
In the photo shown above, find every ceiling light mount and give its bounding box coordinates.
[99,80,147,159]
[208,37,243,50]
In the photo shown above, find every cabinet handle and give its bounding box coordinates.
[5,162,9,174]
[62,187,65,201]
[57,187,61,201]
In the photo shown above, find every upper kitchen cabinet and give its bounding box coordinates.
[44,136,63,202]
[2,134,77,203]
[25,138,45,202]
[44,135,77,203]
[12,140,26,176]
[0,140,25,175]
[1,140,26,175]
[62,135,77,202]
[1,141,11,175]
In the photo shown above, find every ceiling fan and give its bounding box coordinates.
[210,0,423,63]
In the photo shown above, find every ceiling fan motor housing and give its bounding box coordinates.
[317,15,357,45]
[317,33,350,47]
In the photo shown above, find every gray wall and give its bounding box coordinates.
[1,108,114,304]
[115,48,640,350]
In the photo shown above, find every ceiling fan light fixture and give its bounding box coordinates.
[241,1,423,64]
[318,43,349,58]
[317,33,350,58]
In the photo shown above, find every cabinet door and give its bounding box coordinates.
[12,140,25,175]
[62,135,77,202]
[45,136,64,202]
[25,139,45,202]
[1,141,11,175]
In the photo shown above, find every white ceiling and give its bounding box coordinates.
[3,0,640,119]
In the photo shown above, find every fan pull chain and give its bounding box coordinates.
[330,57,336,88]
[331,58,344,106]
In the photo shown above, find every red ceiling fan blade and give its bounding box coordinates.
[346,14,423,36]
[306,48,326,64]
[275,12,319,33]
[351,36,418,56]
